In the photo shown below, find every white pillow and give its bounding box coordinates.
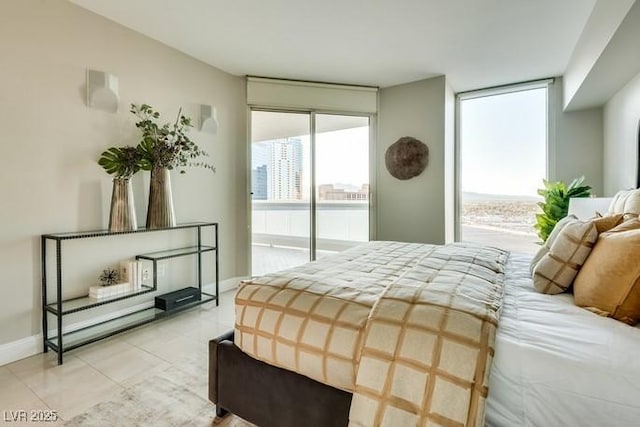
[608,189,640,216]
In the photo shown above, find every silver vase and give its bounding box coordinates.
[108,178,137,232]
[146,166,176,229]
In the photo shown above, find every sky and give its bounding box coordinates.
[252,87,546,199]
[315,127,369,188]
[293,127,369,198]
[460,87,547,197]
[305,87,546,198]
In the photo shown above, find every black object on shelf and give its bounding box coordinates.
[41,222,219,364]
[155,287,202,311]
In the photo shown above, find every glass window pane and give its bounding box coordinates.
[459,87,547,254]
[315,114,370,259]
[251,111,311,276]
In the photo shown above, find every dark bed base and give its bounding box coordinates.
[209,331,352,427]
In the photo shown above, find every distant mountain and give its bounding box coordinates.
[462,191,542,201]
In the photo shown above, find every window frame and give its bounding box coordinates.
[453,79,553,243]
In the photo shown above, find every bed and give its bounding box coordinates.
[209,241,640,427]
[486,252,640,426]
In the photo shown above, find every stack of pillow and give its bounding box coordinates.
[530,189,640,325]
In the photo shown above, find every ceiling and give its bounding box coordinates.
[70,0,597,92]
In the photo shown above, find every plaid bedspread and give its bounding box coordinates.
[235,241,508,426]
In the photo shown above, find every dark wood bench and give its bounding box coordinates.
[209,330,352,427]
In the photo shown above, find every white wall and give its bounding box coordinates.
[550,78,604,195]
[561,0,640,194]
[563,0,635,109]
[603,71,640,194]
[377,76,446,244]
[376,76,603,245]
[0,1,247,347]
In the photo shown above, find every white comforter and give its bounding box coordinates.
[486,252,640,427]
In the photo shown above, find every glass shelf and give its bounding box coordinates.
[42,222,216,240]
[45,285,155,315]
[46,307,159,352]
[136,245,216,261]
[45,292,216,352]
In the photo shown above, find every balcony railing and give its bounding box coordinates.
[251,200,539,276]
[252,200,369,251]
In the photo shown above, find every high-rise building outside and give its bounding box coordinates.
[268,137,302,200]
[251,165,267,200]
[318,184,369,201]
[251,137,304,201]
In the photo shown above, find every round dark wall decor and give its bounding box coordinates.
[385,136,429,180]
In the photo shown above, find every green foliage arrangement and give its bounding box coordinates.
[98,146,142,179]
[534,176,591,242]
[130,104,215,173]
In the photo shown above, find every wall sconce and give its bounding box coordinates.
[86,69,119,113]
[200,104,219,134]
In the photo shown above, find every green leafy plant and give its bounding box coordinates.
[98,146,143,179]
[534,176,591,242]
[131,103,215,173]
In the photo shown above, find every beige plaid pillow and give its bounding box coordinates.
[530,215,577,274]
[532,217,597,294]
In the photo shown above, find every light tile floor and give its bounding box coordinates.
[0,291,236,426]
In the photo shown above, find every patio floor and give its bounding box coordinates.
[461,225,539,254]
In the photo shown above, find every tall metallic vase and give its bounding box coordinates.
[108,178,137,232]
[146,166,176,229]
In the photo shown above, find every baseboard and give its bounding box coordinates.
[0,334,41,367]
[204,276,247,294]
[0,277,246,367]
[0,301,154,367]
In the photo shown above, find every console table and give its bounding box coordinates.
[41,222,218,364]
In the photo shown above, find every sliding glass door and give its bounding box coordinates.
[251,111,311,276]
[250,111,370,276]
[315,114,370,259]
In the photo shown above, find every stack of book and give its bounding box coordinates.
[89,282,132,299]
[119,260,144,291]
[89,260,145,300]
